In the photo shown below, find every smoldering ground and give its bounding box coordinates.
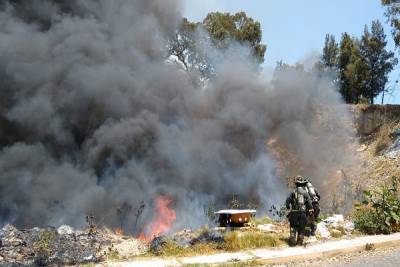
[0,0,356,233]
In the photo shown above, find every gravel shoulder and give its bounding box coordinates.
[270,245,400,267]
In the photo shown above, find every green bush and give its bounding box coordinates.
[353,176,400,234]
[33,229,55,266]
[353,206,382,234]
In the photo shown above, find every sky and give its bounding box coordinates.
[182,0,400,104]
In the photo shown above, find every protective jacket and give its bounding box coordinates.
[285,186,313,212]
[285,186,313,246]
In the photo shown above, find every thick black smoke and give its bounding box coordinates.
[0,0,355,231]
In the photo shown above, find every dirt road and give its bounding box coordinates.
[273,246,400,267]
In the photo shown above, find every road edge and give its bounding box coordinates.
[247,238,400,266]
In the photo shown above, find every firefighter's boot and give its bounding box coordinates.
[289,227,297,246]
[297,232,304,245]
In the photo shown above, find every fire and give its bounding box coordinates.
[114,228,124,236]
[138,196,176,242]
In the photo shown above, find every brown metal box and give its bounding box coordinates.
[214,209,256,227]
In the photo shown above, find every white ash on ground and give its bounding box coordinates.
[315,215,355,240]
[0,224,147,266]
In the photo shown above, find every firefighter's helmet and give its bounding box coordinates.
[294,175,307,186]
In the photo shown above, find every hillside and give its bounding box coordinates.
[352,105,400,190]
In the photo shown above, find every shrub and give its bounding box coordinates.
[33,229,55,266]
[353,176,400,234]
[353,206,382,234]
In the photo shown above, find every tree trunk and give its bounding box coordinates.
[381,91,385,105]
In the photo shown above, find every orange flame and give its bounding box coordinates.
[138,196,176,242]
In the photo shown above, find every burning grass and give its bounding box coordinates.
[139,196,176,241]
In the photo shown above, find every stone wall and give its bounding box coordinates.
[350,104,400,136]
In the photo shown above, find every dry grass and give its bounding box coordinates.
[150,240,220,257]
[222,230,284,251]
[106,248,121,261]
[182,260,261,267]
[148,229,286,258]
[328,228,344,238]
[373,123,396,155]
[248,216,273,226]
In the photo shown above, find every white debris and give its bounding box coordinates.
[386,150,399,159]
[83,254,94,261]
[356,144,367,152]
[316,222,331,239]
[385,133,400,158]
[324,214,344,228]
[257,224,278,233]
[343,221,355,232]
[57,225,74,235]
[113,239,148,258]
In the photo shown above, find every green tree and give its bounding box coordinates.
[344,38,370,104]
[167,12,267,83]
[203,12,266,64]
[337,33,369,104]
[167,18,198,72]
[360,20,397,104]
[338,33,352,103]
[167,18,213,81]
[322,34,339,68]
[338,33,358,103]
[382,0,400,48]
[318,34,339,83]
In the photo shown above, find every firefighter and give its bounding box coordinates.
[303,177,321,236]
[285,176,313,246]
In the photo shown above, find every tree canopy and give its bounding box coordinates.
[203,12,266,64]
[322,34,339,69]
[382,0,400,48]
[360,20,397,103]
[320,20,397,104]
[167,12,267,83]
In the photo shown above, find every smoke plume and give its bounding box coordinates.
[0,0,356,232]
